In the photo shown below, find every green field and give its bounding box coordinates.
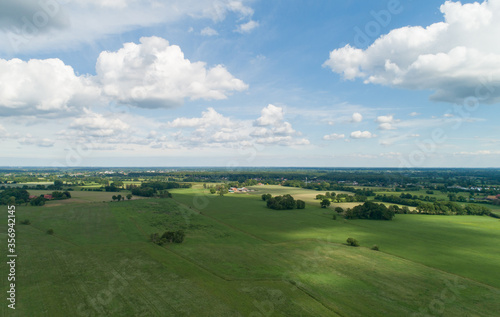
[1,185,499,316]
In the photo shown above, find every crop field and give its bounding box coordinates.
[1,185,499,316]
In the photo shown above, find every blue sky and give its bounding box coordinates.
[0,0,499,167]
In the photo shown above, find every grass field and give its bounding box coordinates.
[1,185,499,316]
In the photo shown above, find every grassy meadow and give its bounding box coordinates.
[1,185,499,316]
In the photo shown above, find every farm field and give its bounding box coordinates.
[2,185,499,316]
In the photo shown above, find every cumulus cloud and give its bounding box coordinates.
[0,58,100,116]
[236,20,259,33]
[69,111,130,137]
[350,130,375,139]
[167,105,309,147]
[254,104,284,126]
[252,104,309,145]
[200,27,218,36]
[168,107,234,129]
[0,36,247,115]
[324,0,500,104]
[96,36,248,108]
[168,107,250,147]
[351,112,363,123]
[323,133,345,140]
[376,115,398,130]
[0,0,254,53]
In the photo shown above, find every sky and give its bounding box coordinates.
[0,0,499,168]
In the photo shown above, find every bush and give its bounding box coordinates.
[334,207,344,213]
[20,219,31,225]
[47,229,54,235]
[332,214,337,220]
[346,237,359,247]
[371,245,379,251]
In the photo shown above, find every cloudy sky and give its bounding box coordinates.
[1,0,499,167]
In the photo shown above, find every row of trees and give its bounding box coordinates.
[317,193,367,203]
[0,188,71,206]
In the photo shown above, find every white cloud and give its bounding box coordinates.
[168,107,234,129]
[376,115,398,130]
[351,112,363,123]
[0,36,247,114]
[236,20,259,33]
[96,36,248,108]
[410,112,420,117]
[323,133,345,140]
[252,105,308,145]
[378,123,395,130]
[18,135,55,147]
[69,111,130,137]
[0,0,255,53]
[0,58,100,116]
[254,104,285,126]
[350,130,375,139]
[200,27,218,36]
[167,105,309,147]
[324,0,500,104]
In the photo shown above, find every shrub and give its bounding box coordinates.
[346,237,359,247]
[371,245,379,251]
[332,214,337,220]
[20,219,31,225]
[334,207,344,213]
[47,229,54,235]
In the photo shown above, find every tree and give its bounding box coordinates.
[173,230,185,243]
[334,207,344,213]
[30,196,46,206]
[126,194,133,200]
[113,180,124,188]
[345,202,395,220]
[320,199,331,208]
[316,194,325,200]
[53,180,63,189]
[210,188,216,194]
[117,194,122,201]
[261,193,272,201]
[296,200,306,209]
[346,237,359,247]
[266,194,298,210]
[112,195,117,201]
